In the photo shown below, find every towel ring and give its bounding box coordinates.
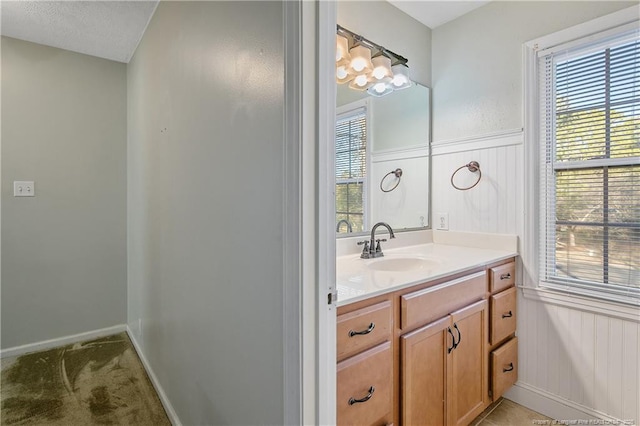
[380,168,403,193]
[451,161,481,191]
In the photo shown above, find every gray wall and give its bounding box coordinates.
[431,1,636,142]
[126,2,285,424]
[1,37,127,349]
[337,1,432,89]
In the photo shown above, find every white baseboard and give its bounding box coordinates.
[0,324,127,359]
[505,382,625,423]
[126,326,182,426]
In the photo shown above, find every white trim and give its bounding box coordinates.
[283,1,302,425]
[520,286,640,322]
[336,98,367,116]
[301,1,318,423]
[553,156,640,170]
[431,128,523,156]
[505,382,624,423]
[371,144,429,163]
[317,1,337,425]
[126,326,182,426]
[522,36,541,291]
[0,324,127,359]
[525,5,639,51]
[522,6,640,306]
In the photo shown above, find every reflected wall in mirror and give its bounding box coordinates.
[335,83,431,236]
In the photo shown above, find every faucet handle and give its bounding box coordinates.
[375,238,387,253]
[358,240,371,258]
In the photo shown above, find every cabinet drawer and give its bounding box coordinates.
[490,287,517,345]
[337,342,393,426]
[490,262,515,293]
[401,271,486,331]
[491,337,518,401]
[337,300,392,362]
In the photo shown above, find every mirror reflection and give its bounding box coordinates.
[335,82,431,236]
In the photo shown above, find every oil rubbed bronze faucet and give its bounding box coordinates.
[358,222,395,259]
[336,219,353,233]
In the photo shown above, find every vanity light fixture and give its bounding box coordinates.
[336,25,412,97]
[336,34,350,64]
[348,45,373,74]
[390,63,412,90]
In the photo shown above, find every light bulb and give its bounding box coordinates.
[371,56,392,81]
[352,58,366,72]
[348,45,372,74]
[374,83,386,93]
[392,75,408,87]
[354,74,368,87]
[390,63,412,90]
[336,66,348,79]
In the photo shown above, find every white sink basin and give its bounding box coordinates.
[365,256,440,272]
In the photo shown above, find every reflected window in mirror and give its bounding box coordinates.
[336,106,369,234]
[335,83,431,237]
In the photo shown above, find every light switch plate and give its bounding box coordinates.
[14,181,35,197]
[436,213,449,230]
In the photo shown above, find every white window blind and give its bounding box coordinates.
[336,108,367,233]
[539,27,640,304]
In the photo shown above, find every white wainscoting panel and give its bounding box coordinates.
[432,137,524,236]
[432,130,639,423]
[371,146,429,229]
[515,296,639,423]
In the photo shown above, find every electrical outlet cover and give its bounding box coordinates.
[437,213,449,230]
[13,181,35,197]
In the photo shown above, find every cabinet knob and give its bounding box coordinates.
[503,362,514,372]
[502,310,513,318]
[500,273,511,280]
[348,386,375,405]
[349,322,375,337]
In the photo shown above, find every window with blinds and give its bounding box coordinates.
[538,27,640,304]
[335,108,367,233]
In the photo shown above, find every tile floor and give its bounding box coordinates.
[473,398,553,425]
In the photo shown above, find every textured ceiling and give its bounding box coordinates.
[1,1,159,63]
[387,0,491,29]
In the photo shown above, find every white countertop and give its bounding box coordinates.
[337,241,518,306]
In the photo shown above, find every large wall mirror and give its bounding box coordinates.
[335,82,431,237]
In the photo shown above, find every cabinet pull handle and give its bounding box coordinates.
[502,311,513,318]
[453,323,462,348]
[447,327,455,353]
[348,386,375,405]
[500,273,511,280]
[349,322,375,337]
[503,363,514,372]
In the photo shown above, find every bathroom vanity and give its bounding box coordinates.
[336,235,519,426]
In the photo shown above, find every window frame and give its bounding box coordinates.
[335,99,372,234]
[523,6,640,311]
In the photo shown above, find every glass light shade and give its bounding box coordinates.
[336,34,350,64]
[390,64,412,90]
[348,45,373,74]
[336,64,354,84]
[367,81,394,97]
[348,73,371,91]
[370,56,393,81]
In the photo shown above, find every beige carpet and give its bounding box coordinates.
[1,332,170,425]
